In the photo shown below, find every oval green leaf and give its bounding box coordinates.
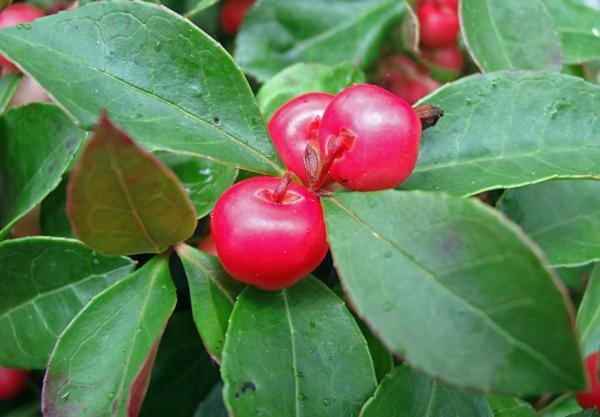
[221,276,377,417]
[176,244,244,362]
[0,104,84,239]
[360,366,492,417]
[42,255,176,417]
[577,264,600,355]
[257,62,366,122]
[234,0,404,81]
[404,71,600,196]
[0,237,133,368]
[139,311,219,417]
[0,1,283,175]
[322,190,585,395]
[157,153,237,219]
[67,114,196,256]
[486,396,536,417]
[497,180,600,267]
[461,0,562,72]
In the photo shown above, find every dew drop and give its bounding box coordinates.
[298,393,308,401]
[322,399,331,407]
[592,28,600,37]
[465,98,474,106]
[383,302,393,311]
[154,41,162,52]
[108,392,115,400]
[60,392,70,402]
[296,370,304,378]
[16,23,32,30]
[309,321,316,329]
[122,346,128,352]
[383,251,392,258]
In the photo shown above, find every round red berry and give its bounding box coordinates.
[211,176,328,290]
[318,84,422,191]
[577,352,600,411]
[422,44,464,72]
[0,4,45,72]
[220,0,255,35]
[268,92,334,186]
[0,368,29,400]
[417,0,460,48]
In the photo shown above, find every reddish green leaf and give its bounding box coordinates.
[67,114,197,256]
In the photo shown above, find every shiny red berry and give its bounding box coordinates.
[417,0,460,48]
[422,44,464,72]
[0,4,45,72]
[0,368,28,400]
[268,92,334,186]
[318,84,421,191]
[376,54,441,104]
[220,0,255,35]
[211,176,328,290]
[577,352,600,411]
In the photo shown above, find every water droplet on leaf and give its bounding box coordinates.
[154,41,162,52]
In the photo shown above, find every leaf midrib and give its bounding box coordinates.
[282,290,301,417]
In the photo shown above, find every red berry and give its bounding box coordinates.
[0,4,45,72]
[220,0,255,35]
[268,93,334,187]
[211,176,328,290]
[417,0,460,48]
[318,84,421,191]
[422,44,464,72]
[0,368,28,400]
[577,352,600,411]
[376,54,441,104]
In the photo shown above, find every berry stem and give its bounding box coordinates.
[271,172,293,203]
[414,103,444,130]
[310,129,355,192]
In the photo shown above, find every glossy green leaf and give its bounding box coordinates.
[543,0,600,65]
[139,311,219,417]
[0,73,20,113]
[157,153,237,219]
[234,0,404,81]
[404,72,600,196]
[193,383,227,417]
[0,104,84,239]
[577,264,600,355]
[486,396,536,417]
[68,114,196,256]
[540,395,581,417]
[0,1,283,175]
[323,190,585,395]
[0,237,134,368]
[40,178,73,238]
[360,366,492,417]
[497,180,600,267]
[461,0,562,72]
[42,256,176,417]
[221,277,377,417]
[257,63,366,121]
[177,245,243,362]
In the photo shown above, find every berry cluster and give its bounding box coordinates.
[210,84,440,291]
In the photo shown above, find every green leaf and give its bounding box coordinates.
[542,0,600,65]
[234,0,404,81]
[404,71,600,196]
[0,1,283,175]
[0,104,84,239]
[540,395,582,417]
[176,245,243,362]
[184,0,219,19]
[0,73,20,113]
[42,255,176,417]
[577,264,600,355]
[67,114,197,256]
[322,190,585,395]
[497,180,600,267]
[193,382,227,417]
[157,152,237,219]
[486,396,536,417]
[139,311,219,417]
[0,237,133,368]
[40,178,73,238]
[221,277,377,417]
[556,263,593,290]
[256,62,366,121]
[359,366,492,417]
[461,0,562,72]
[361,323,393,382]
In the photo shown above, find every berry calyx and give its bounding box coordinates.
[375,54,441,104]
[268,93,334,187]
[0,4,45,72]
[220,0,255,35]
[421,44,464,72]
[318,84,422,191]
[211,176,328,290]
[417,0,460,48]
[0,368,29,400]
[576,352,600,411]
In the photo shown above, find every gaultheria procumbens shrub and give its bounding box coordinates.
[0,0,600,416]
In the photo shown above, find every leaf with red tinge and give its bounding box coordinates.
[67,114,197,256]
[42,256,177,417]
